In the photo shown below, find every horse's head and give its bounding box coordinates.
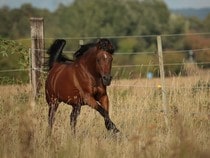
[96,50,113,86]
[96,39,114,86]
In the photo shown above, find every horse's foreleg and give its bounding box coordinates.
[86,96,119,133]
[99,95,120,133]
[70,105,81,134]
[97,105,120,133]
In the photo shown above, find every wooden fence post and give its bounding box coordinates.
[157,35,169,129]
[30,17,44,99]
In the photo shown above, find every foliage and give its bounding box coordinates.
[0,0,172,49]
[0,39,29,83]
[0,4,52,39]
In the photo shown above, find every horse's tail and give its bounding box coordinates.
[47,39,71,70]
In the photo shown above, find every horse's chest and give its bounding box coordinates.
[93,86,105,97]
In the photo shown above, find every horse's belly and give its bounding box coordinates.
[58,89,83,105]
[55,86,83,104]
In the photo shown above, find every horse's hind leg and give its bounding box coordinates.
[48,99,59,130]
[70,105,81,134]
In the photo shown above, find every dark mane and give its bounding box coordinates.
[73,43,96,59]
[73,38,115,59]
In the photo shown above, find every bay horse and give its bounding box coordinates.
[45,38,119,134]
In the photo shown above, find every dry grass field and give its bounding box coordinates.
[0,74,210,158]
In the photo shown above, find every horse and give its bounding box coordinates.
[45,38,120,134]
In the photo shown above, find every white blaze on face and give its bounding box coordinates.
[104,53,107,59]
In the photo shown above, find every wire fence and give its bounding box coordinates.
[14,31,210,41]
[1,61,210,72]
[1,33,210,83]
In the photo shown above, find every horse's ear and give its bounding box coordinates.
[97,38,115,54]
[109,46,115,54]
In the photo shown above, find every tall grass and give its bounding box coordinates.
[0,75,209,158]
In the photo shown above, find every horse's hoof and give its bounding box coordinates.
[113,128,120,134]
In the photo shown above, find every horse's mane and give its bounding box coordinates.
[73,38,115,59]
[73,43,96,59]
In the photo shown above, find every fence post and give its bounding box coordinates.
[30,17,44,99]
[157,35,169,129]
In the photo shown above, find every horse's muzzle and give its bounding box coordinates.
[102,75,112,86]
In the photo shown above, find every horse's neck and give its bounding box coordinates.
[79,52,100,79]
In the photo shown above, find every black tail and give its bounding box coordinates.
[47,39,72,70]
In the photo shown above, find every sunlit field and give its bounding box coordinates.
[0,74,210,158]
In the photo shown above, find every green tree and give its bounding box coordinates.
[54,0,171,50]
[0,4,52,39]
[203,13,210,32]
[0,7,12,38]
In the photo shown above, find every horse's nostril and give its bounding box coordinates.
[103,75,112,81]
[103,75,109,80]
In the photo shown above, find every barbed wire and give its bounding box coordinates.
[163,48,210,53]
[14,32,210,41]
[0,61,210,73]
[112,62,210,68]
[0,68,30,72]
[0,68,44,73]
[110,84,210,89]
[0,68,209,90]
[27,46,210,55]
